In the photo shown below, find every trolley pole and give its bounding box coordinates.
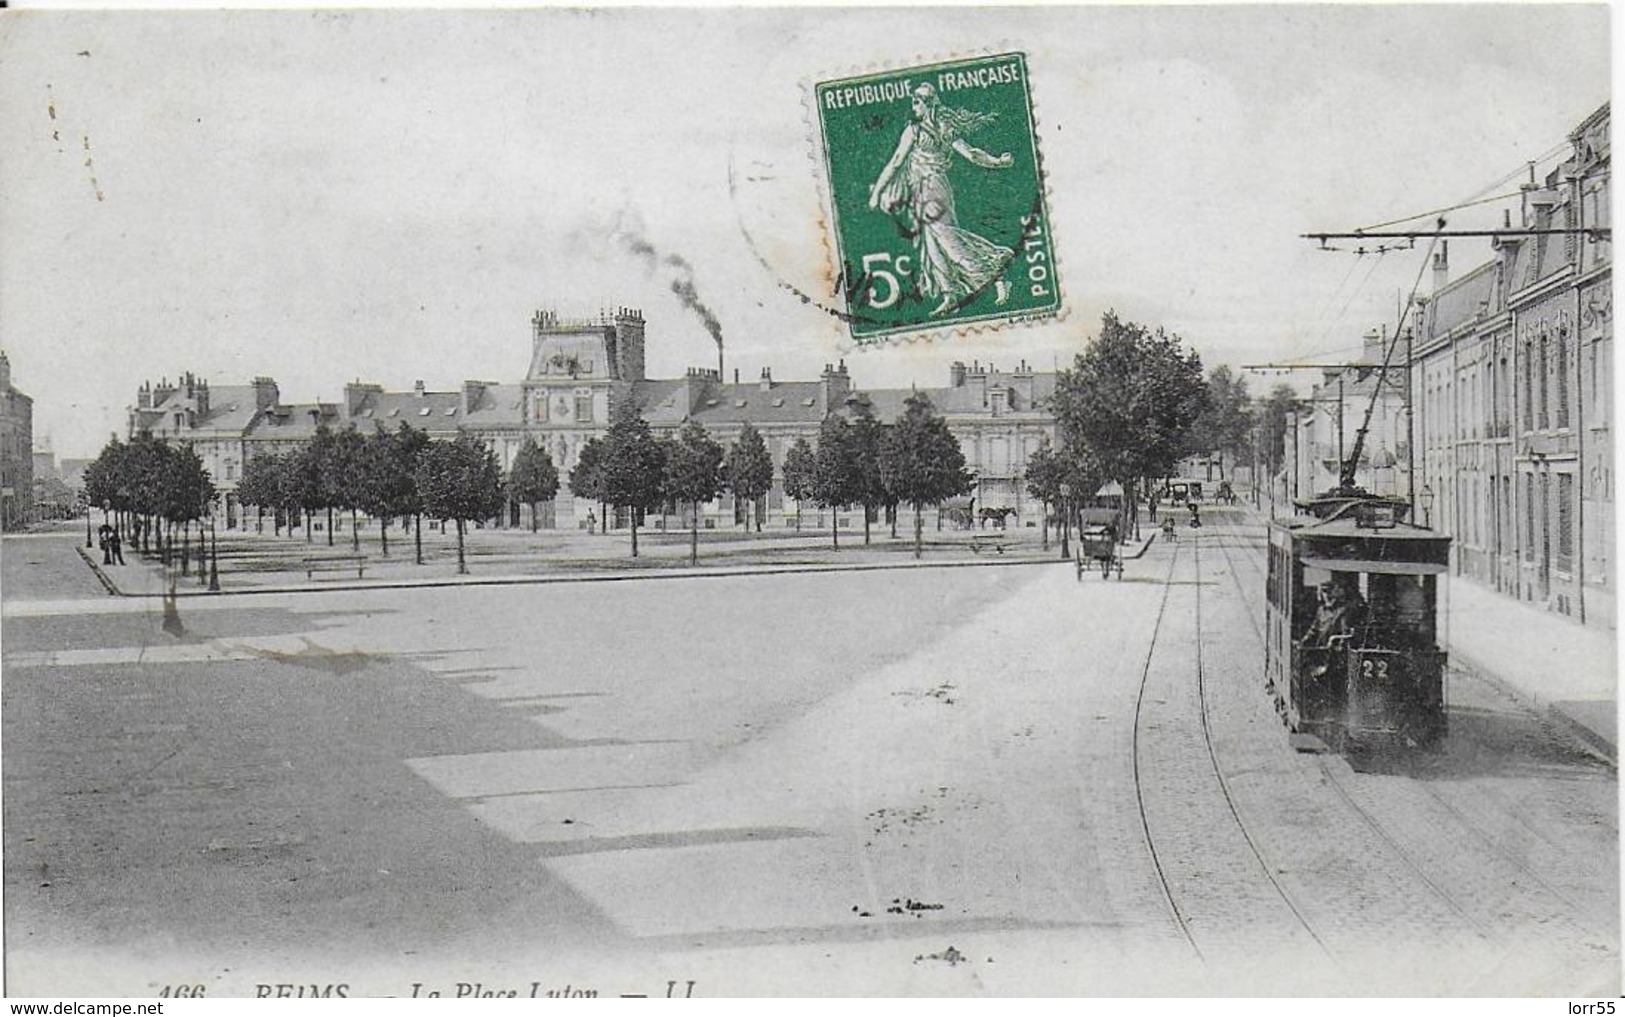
[1406,326,1417,520]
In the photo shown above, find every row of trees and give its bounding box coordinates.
[234,424,511,573]
[82,433,216,574]
[83,390,971,575]
[1027,311,1306,550]
[561,392,970,561]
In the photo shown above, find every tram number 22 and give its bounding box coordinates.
[859,253,913,310]
[1359,658,1391,680]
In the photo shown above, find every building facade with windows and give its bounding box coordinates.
[1411,102,1611,627]
[0,352,34,531]
[127,308,1060,531]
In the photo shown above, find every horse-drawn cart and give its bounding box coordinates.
[1075,508,1124,580]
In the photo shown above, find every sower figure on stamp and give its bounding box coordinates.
[868,83,1015,316]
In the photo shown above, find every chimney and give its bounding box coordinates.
[414,380,426,396]
[821,360,852,411]
[196,378,210,418]
[345,379,382,417]
[462,380,490,415]
[138,381,152,409]
[950,361,967,387]
[759,367,773,392]
[251,376,280,410]
[1432,240,1449,294]
[1362,328,1385,365]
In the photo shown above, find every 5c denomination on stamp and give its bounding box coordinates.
[813,52,1059,343]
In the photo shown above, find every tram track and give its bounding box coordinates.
[1128,538,1202,960]
[1128,529,1332,971]
[1200,509,1616,968]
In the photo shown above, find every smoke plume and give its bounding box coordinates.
[613,218,725,370]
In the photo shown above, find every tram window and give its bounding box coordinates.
[1366,574,1431,648]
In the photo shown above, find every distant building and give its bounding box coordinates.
[0,352,34,530]
[30,449,77,520]
[1289,328,1411,500]
[1411,102,1611,627]
[127,311,1060,531]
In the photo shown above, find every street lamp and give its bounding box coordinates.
[208,514,220,592]
[1059,481,1072,560]
[1420,484,1434,528]
[84,499,93,549]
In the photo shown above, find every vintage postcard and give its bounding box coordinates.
[0,4,1615,1002]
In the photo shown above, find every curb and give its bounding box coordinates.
[1451,644,1617,767]
[83,549,1067,599]
[74,544,120,596]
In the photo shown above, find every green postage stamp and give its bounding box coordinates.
[813,52,1060,343]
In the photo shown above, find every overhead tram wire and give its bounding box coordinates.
[1310,139,1576,252]
[1317,248,1388,348]
[1356,190,1524,234]
[1306,250,1366,332]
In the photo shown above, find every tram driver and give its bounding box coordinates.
[1302,573,1367,649]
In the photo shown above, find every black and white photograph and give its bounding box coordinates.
[0,4,1616,999]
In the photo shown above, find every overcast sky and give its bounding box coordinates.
[0,5,1610,459]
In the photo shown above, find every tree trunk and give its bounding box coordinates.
[531,501,539,533]
[690,500,699,566]
[326,506,334,546]
[305,510,313,542]
[631,512,640,558]
[600,501,608,534]
[455,518,467,574]
[1060,498,1071,560]
[831,508,839,550]
[1041,499,1050,550]
[182,521,191,577]
[795,502,802,531]
[890,505,898,539]
[352,509,360,552]
[256,506,264,534]
[864,505,872,545]
[414,514,423,565]
[914,504,923,559]
[379,518,390,556]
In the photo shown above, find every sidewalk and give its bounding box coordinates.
[1444,577,1618,764]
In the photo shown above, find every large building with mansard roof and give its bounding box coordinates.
[127,308,1061,530]
[1410,102,1611,628]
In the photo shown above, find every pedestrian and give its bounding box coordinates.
[586,509,596,532]
[108,528,125,565]
[97,523,114,564]
[1148,493,1159,522]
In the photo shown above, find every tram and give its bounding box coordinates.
[1265,491,1451,752]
